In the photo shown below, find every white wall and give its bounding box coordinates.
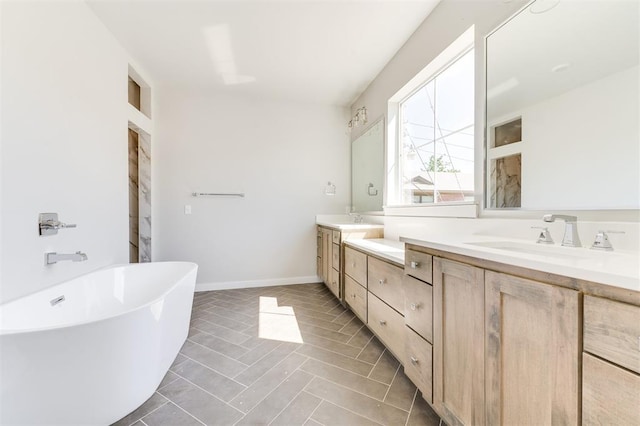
[155,89,349,289]
[0,1,131,303]
[521,65,639,209]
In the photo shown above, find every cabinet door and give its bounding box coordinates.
[485,271,580,426]
[321,228,331,285]
[433,258,485,426]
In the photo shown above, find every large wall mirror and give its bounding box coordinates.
[352,118,384,212]
[485,0,639,210]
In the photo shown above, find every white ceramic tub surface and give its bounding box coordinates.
[0,261,198,425]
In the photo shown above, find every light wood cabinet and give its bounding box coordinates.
[584,295,640,374]
[485,271,580,426]
[368,292,405,360]
[320,227,331,285]
[403,275,433,343]
[433,257,485,426]
[367,257,404,314]
[344,246,367,285]
[583,296,640,424]
[344,274,367,322]
[582,353,640,425]
[405,326,433,402]
[405,249,433,284]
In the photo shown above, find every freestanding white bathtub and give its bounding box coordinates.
[0,261,198,425]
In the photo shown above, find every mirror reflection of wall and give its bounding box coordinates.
[486,0,639,210]
[352,119,384,212]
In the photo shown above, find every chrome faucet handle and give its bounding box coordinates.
[39,213,77,236]
[542,214,581,247]
[590,230,625,251]
[532,226,554,244]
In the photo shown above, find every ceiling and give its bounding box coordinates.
[87,0,441,106]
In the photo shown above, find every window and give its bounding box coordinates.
[387,34,475,209]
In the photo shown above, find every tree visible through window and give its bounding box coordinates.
[399,49,474,204]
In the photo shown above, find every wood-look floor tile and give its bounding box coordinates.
[357,336,386,364]
[234,342,299,386]
[298,332,363,359]
[190,319,251,345]
[368,349,400,385]
[158,378,243,426]
[296,344,374,377]
[141,402,202,426]
[310,400,383,426]
[234,370,314,425]
[300,358,388,400]
[157,371,180,391]
[384,369,417,411]
[230,352,308,413]
[236,338,282,365]
[112,392,168,426]
[305,378,409,426]
[298,322,353,343]
[270,391,322,426]
[172,358,246,402]
[407,392,441,426]
[179,341,247,377]
[347,325,374,349]
[188,332,249,359]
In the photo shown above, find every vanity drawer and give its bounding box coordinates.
[368,257,404,314]
[332,243,340,271]
[329,268,340,299]
[403,275,433,343]
[405,326,433,403]
[405,249,433,284]
[584,295,640,374]
[368,293,405,361]
[345,275,367,322]
[582,353,640,425]
[345,247,367,286]
[332,230,341,244]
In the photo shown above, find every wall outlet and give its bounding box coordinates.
[184,205,192,215]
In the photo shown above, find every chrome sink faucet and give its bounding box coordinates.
[543,214,582,247]
[45,251,88,265]
[349,213,364,223]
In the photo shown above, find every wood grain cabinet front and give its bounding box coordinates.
[344,275,367,322]
[403,275,433,343]
[405,326,433,403]
[368,292,405,361]
[405,249,433,284]
[485,271,580,426]
[584,295,640,374]
[582,352,640,425]
[367,257,404,314]
[344,247,367,286]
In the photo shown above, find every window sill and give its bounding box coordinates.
[383,202,478,218]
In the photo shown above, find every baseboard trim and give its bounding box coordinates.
[195,275,322,292]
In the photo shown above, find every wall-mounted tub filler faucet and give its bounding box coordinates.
[543,214,582,247]
[39,213,77,236]
[45,251,88,265]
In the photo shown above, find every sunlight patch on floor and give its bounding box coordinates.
[258,296,303,343]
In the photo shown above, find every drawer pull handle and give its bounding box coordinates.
[410,303,420,311]
[410,261,420,269]
[352,294,356,299]
[378,279,386,285]
[410,356,419,365]
[352,262,356,268]
[379,320,387,326]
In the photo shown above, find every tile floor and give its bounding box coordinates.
[113,283,442,426]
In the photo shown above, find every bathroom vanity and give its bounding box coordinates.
[329,230,639,425]
[316,222,383,301]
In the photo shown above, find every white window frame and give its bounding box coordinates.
[385,26,477,218]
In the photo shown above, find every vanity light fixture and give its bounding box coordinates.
[347,106,368,132]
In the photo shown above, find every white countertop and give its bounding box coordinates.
[316,221,384,231]
[344,238,405,266]
[401,234,640,293]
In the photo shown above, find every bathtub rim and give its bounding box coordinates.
[0,261,198,336]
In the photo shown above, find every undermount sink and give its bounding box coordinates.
[464,240,591,260]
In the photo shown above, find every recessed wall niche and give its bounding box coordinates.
[488,117,522,208]
[128,64,152,263]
